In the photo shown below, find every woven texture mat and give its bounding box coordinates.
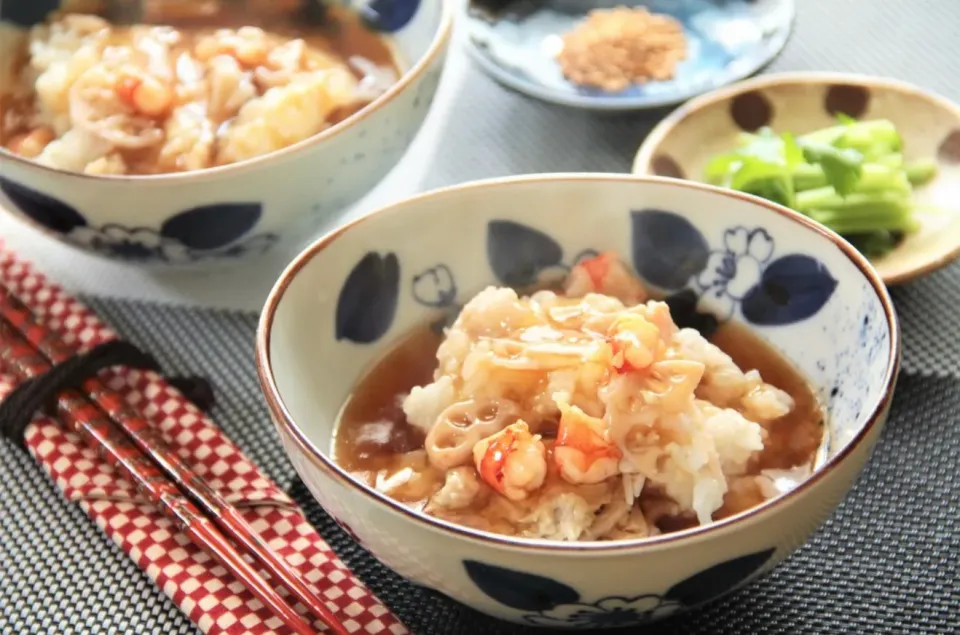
[1,261,958,635]
[3,0,960,632]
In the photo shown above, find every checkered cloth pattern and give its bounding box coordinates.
[0,243,408,635]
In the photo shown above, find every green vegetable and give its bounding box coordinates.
[904,158,938,186]
[702,115,939,258]
[796,139,863,195]
[844,231,906,258]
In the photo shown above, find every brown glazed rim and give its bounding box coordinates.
[0,0,454,182]
[632,71,960,285]
[256,173,902,554]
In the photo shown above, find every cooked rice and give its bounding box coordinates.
[396,252,808,541]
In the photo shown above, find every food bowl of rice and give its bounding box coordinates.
[257,174,900,628]
[0,0,451,267]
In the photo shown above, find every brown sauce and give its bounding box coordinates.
[334,320,825,538]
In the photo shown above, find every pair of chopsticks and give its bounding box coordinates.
[0,282,345,635]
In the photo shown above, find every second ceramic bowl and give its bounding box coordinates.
[257,174,899,628]
[0,0,452,270]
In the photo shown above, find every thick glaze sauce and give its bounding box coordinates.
[334,320,825,537]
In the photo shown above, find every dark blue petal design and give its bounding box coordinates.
[665,289,719,338]
[430,311,459,335]
[664,548,775,606]
[160,203,262,250]
[463,560,580,612]
[0,177,87,233]
[360,0,421,32]
[631,209,709,290]
[741,255,838,326]
[335,252,401,344]
[486,220,564,287]
[0,0,58,26]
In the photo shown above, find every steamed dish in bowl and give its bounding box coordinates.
[335,252,825,542]
[0,9,398,175]
[259,174,898,626]
[0,0,449,269]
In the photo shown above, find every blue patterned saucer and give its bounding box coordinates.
[463,0,795,111]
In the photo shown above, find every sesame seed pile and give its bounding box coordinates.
[556,6,688,92]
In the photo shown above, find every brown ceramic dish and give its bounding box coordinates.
[633,72,960,285]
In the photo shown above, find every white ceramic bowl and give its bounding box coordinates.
[257,174,900,628]
[0,0,452,269]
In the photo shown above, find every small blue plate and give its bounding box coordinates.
[464,0,795,111]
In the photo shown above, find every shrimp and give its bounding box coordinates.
[68,66,164,148]
[194,27,271,67]
[608,313,663,373]
[564,252,648,305]
[473,421,547,501]
[554,401,622,484]
[115,72,173,117]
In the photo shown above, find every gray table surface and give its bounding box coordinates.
[2,0,960,633]
[4,0,960,313]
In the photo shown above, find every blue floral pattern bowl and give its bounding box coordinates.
[257,174,900,628]
[0,0,451,268]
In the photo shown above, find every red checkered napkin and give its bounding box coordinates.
[0,243,408,635]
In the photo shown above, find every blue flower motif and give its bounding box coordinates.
[524,594,681,628]
[413,264,458,308]
[66,225,277,263]
[466,548,776,628]
[696,226,775,320]
[70,225,193,263]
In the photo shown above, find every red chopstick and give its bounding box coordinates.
[0,317,321,635]
[0,284,346,635]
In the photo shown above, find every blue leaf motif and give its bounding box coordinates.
[335,252,400,344]
[664,548,775,606]
[664,289,719,338]
[463,560,580,612]
[631,209,710,290]
[486,220,564,287]
[360,0,421,32]
[0,177,87,233]
[160,203,262,250]
[741,255,838,326]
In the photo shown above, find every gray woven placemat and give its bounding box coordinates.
[1,262,958,635]
[3,0,960,632]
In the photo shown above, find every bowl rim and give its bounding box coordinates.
[256,173,902,553]
[631,71,960,284]
[0,0,454,182]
